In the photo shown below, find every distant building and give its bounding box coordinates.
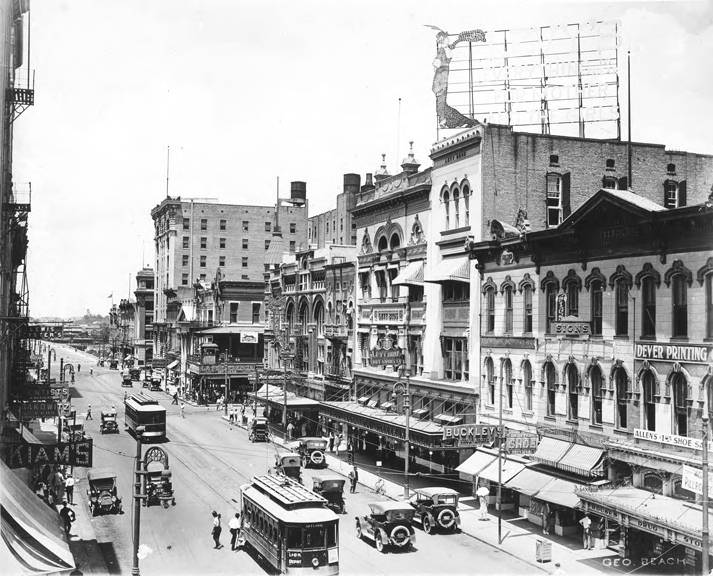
[307,174,360,247]
[133,267,154,366]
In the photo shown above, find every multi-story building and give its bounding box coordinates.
[133,267,154,366]
[150,186,309,369]
[109,299,135,365]
[307,174,360,247]
[466,188,713,571]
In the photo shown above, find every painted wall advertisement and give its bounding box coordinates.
[634,428,713,451]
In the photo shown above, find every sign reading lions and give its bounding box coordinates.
[370,334,404,367]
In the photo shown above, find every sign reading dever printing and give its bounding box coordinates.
[635,342,712,364]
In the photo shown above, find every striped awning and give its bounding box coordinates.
[532,437,571,468]
[433,413,464,425]
[392,260,425,286]
[456,450,497,477]
[558,443,605,478]
[504,467,556,497]
[425,257,470,284]
[478,458,526,484]
[534,477,582,509]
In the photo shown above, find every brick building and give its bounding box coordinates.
[132,267,154,366]
[307,174,360,247]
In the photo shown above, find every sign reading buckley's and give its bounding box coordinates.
[6,439,93,468]
[635,342,712,364]
[443,424,499,446]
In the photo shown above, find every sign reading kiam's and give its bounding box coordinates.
[635,342,712,364]
[6,439,93,468]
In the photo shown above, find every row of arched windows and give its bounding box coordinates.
[440,181,471,230]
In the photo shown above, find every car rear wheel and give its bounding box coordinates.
[375,533,385,553]
[422,515,433,534]
[355,522,362,540]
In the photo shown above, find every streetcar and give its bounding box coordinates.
[124,393,167,440]
[240,473,339,575]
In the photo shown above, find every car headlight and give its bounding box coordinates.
[311,557,320,568]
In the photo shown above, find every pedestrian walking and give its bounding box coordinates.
[286,421,295,440]
[349,465,358,493]
[77,364,81,373]
[180,403,185,418]
[228,512,241,550]
[172,392,179,405]
[54,469,66,503]
[59,501,76,536]
[579,513,593,550]
[328,432,335,452]
[64,474,75,504]
[211,511,223,549]
[89,368,93,375]
[85,405,93,420]
[335,433,343,453]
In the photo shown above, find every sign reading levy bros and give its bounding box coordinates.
[635,342,712,364]
[634,428,713,451]
[6,439,93,469]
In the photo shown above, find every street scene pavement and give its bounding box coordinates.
[52,345,541,575]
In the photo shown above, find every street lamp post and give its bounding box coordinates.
[132,425,145,576]
[395,366,411,499]
[703,407,710,575]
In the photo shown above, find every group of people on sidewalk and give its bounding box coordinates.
[33,464,78,537]
[210,511,242,551]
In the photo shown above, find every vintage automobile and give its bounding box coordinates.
[129,368,141,381]
[145,469,176,508]
[356,501,416,553]
[149,377,162,392]
[295,436,329,468]
[408,487,461,534]
[100,410,119,434]
[249,417,269,442]
[312,474,346,514]
[87,469,123,516]
[109,359,118,370]
[272,453,302,483]
[121,373,133,387]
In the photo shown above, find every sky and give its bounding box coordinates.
[13,0,713,318]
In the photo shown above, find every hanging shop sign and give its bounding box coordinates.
[442,424,499,447]
[11,399,59,420]
[634,428,713,451]
[240,331,260,344]
[151,358,168,369]
[24,324,64,339]
[13,385,53,400]
[5,438,93,468]
[682,464,713,498]
[634,342,712,364]
[551,318,592,337]
[504,430,539,454]
[370,334,404,367]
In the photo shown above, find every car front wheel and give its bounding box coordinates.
[375,533,385,553]
[423,515,433,534]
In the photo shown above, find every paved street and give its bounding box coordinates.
[49,345,538,575]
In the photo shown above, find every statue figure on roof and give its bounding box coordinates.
[360,228,373,255]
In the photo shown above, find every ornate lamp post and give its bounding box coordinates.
[394,365,411,499]
[265,294,290,430]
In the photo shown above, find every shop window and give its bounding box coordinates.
[615,280,628,336]
[504,287,513,333]
[545,362,557,417]
[591,367,603,425]
[523,284,533,333]
[672,373,688,436]
[615,368,628,429]
[642,371,656,431]
[641,276,657,338]
[671,275,688,338]
[229,303,239,323]
[590,280,603,335]
[503,359,513,408]
[485,287,495,333]
[566,364,579,420]
[485,357,495,405]
[523,361,533,411]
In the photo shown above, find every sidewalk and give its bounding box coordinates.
[220,412,617,576]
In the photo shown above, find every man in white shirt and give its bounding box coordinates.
[579,514,592,550]
[228,512,241,550]
[64,475,76,505]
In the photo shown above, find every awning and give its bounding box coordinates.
[1,460,75,573]
[357,396,370,405]
[558,443,605,478]
[167,360,179,370]
[456,450,498,477]
[380,401,395,411]
[532,437,571,468]
[412,408,429,419]
[433,413,464,425]
[534,477,582,509]
[392,260,425,286]
[250,384,320,408]
[478,458,526,484]
[367,399,379,408]
[198,326,245,335]
[425,257,470,284]
[504,467,557,497]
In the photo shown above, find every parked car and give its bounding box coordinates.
[249,417,269,442]
[87,469,123,516]
[356,501,416,553]
[272,453,302,483]
[100,410,119,434]
[294,436,329,468]
[312,474,346,514]
[408,487,461,534]
[145,469,176,508]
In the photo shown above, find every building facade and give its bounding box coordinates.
[133,267,154,366]
[307,174,360,248]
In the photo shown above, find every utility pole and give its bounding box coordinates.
[132,426,145,576]
[254,364,259,416]
[282,354,288,429]
[59,357,64,383]
[224,358,229,416]
[497,369,503,545]
[703,407,709,576]
[404,373,411,499]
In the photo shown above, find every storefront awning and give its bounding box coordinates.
[198,326,253,336]
[478,458,526,484]
[250,384,320,408]
[1,460,75,574]
[380,401,395,411]
[433,413,464,425]
[425,257,470,284]
[532,437,571,468]
[557,443,605,478]
[456,450,498,477]
[392,260,425,286]
[167,360,179,370]
[534,477,582,509]
[412,408,429,418]
[504,467,556,497]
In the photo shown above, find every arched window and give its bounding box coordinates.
[523,284,533,333]
[298,300,309,335]
[590,367,603,425]
[452,188,460,228]
[503,359,513,409]
[442,189,450,230]
[671,275,687,338]
[389,233,401,250]
[522,361,533,411]
[591,280,603,336]
[672,373,688,436]
[564,276,580,316]
[566,364,579,420]
[642,370,656,431]
[313,300,324,337]
[485,357,495,405]
[615,280,629,336]
[614,367,628,429]
[484,287,495,334]
[504,286,513,333]
[462,184,470,226]
[545,362,557,416]
[644,472,663,495]
[641,276,656,338]
[377,236,388,252]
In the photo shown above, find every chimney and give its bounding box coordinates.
[361,173,375,194]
